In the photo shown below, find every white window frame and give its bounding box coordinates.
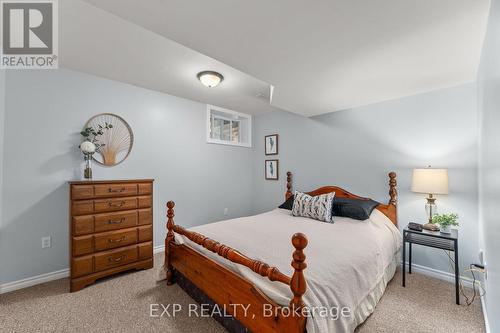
[206,105,252,148]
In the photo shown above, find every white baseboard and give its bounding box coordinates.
[1,245,166,295]
[0,268,70,294]
[403,261,478,288]
[481,296,490,333]
[153,244,165,254]
[0,247,480,298]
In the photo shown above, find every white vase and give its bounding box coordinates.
[440,225,451,234]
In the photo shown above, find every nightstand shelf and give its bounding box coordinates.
[402,227,459,304]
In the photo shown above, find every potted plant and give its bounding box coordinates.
[432,213,459,234]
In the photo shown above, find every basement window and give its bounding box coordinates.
[207,105,252,147]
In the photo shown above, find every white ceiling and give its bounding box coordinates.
[59,0,276,116]
[77,0,490,117]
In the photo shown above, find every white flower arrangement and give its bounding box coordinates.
[80,141,96,154]
[79,122,112,179]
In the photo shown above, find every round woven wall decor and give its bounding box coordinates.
[84,113,134,166]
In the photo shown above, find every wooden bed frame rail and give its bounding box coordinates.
[165,171,397,333]
[165,201,308,332]
[167,203,308,292]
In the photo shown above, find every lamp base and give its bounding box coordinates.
[423,223,440,231]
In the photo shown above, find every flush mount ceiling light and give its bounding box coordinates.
[197,71,224,88]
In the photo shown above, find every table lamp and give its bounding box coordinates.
[411,167,449,231]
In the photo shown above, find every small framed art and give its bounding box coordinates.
[265,134,278,155]
[265,159,279,180]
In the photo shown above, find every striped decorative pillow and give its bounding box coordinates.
[291,191,335,222]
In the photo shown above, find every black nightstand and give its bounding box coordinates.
[402,226,459,305]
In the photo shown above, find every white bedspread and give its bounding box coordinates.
[175,208,402,333]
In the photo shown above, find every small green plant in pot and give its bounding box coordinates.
[432,213,459,234]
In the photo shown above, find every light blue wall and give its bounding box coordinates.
[252,83,479,277]
[0,70,5,234]
[0,68,485,294]
[0,69,255,284]
[477,0,500,330]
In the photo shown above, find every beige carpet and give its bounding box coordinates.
[0,253,485,333]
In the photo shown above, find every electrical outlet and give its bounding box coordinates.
[224,208,228,216]
[478,249,487,280]
[41,236,51,249]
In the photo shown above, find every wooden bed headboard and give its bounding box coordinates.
[285,171,398,226]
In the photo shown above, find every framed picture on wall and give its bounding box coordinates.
[265,159,279,180]
[265,134,279,155]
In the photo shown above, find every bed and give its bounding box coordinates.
[165,172,400,333]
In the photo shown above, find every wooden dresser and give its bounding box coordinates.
[69,179,154,292]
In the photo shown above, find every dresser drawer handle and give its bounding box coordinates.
[108,187,126,193]
[108,236,127,243]
[108,255,126,263]
[107,218,124,224]
[108,201,125,208]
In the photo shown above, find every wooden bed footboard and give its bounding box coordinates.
[165,201,308,333]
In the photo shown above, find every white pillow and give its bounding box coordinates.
[291,191,335,222]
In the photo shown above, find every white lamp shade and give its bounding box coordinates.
[411,168,449,194]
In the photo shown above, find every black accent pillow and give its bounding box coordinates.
[279,195,294,210]
[331,198,379,220]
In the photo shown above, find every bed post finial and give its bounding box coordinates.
[290,232,308,310]
[389,172,397,205]
[166,201,175,285]
[286,171,293,199]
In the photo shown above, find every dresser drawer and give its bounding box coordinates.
[138,241,153,260]
[94,228,138,251]
[138,225,152,242]
[72,255,93,278]
[72,200,94,216]
[138,183,152,195]
[94,197,137,213]
[137,195,152,208]
[72,185,94,200]
[138,208,152,225]
[94,245,138,272]
[94,183,138,198]
[73,235,94,256]
[73,215,94,235]
[94,211,137,233]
